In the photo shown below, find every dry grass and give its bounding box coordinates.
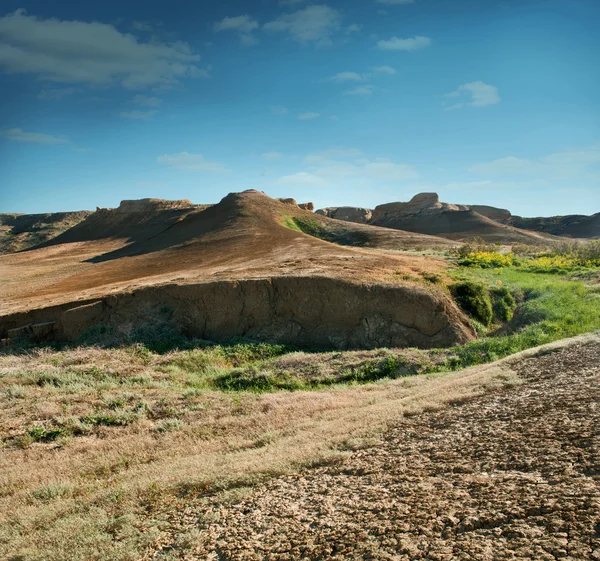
[2,335,595,560]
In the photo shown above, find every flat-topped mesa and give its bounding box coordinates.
[372,192,469,222]
[116,198,195,213]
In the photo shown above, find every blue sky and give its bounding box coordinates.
[0,0,598,216]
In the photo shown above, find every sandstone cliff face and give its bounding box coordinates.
[0,277,475,350]
[116,198,195,213]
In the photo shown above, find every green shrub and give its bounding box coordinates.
[491,286,516,322]
[27,425,66,442]
[450,281,493,326]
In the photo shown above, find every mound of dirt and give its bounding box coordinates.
[0,211,92,253]
[0,190,474,349]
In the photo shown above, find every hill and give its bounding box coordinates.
[0,191,473,350]
[317,194,599,241]
[0,210,92,253]
[355,193,555,244]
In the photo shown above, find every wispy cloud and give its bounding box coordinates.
[0,127,67,144]
[132,94,161,107]
[270,105,289,115]
[297,111,320,120]
[298,147,418,182]
[120,110,158,120]
[376,0,415,4]
[469,145,600,177]
[343,85,375,96]
[263,152,284,159]
[328,71,365,82]
[444,81,501,110]
[37,87,80,100]
[0,9,204,89]
[372,65,396,75]
[214,15,259,45]
[131,20,153,32]
[157,152,231,172]
[377,35,431,51]
[264,5,342,46]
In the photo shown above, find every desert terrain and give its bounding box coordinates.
[1,190,599,561]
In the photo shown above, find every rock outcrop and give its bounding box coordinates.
[116,198,195,213]
[315,207,373,224]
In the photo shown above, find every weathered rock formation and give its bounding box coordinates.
[0,277,474,350]
[316,193,558,244]
[315,207,373,224]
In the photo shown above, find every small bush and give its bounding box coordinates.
[450,281,493,326]
[27,425,66,442]
[491,286,516,322]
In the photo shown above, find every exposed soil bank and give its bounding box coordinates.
[0,276,474,350]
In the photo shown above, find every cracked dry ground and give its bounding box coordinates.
[158,341,600,561]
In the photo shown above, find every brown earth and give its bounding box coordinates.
[0,210,92,254]
[154,338,600,561]
[0,190,473,349]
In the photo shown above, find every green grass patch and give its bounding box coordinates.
[438,267,600,371]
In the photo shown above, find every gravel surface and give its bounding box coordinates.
[153,341,600,560]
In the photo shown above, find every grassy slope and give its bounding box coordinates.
[1,258,600,559]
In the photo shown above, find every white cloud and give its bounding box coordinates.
[444,180,494,190]
[0,127,67,144]
[469,145,600,177]
[214,15,259,45]
[345,24,362,34]
[214,15,259,34]
[270,105,289,115]
[277,172,329,186]
[362,161,418,181]
[372,65,396,75]
[297,111,320,120]
[444,81,501,110]
[37,87,79,100]
[131,21,153,32]
[377,35,431,51]
[120,110,158,120]
[264,5,341,46]
[376,0,415,4]
[469,157,538,175]
[305,148,363,164]
[343,85,375,96]
[0,9,204,89]
[302,147,418,182]
[157,152,231,173]
[329,115,340,121]
[263,152,284,159]
[133,94,161,107]
[329,71,364,82]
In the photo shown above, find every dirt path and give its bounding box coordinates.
[153,341,600,560]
